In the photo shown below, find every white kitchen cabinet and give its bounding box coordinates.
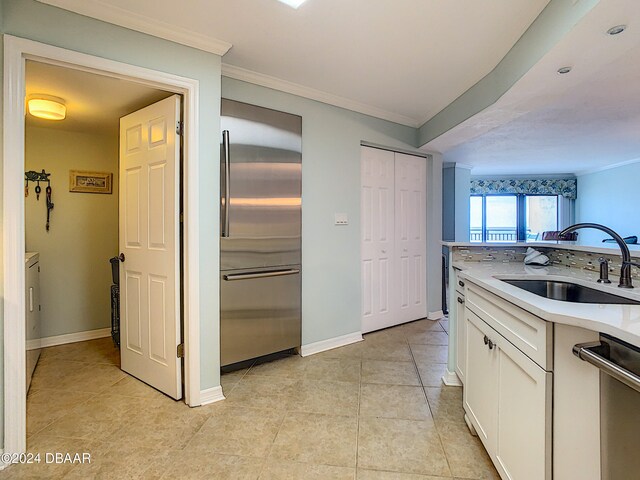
[464,310,498,450]
[454,283,466,384]
[25,252,41,393]
[494,323,551,480]
[464,301,552,480]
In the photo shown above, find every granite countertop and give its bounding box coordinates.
[442,241,640,258]
[453,260,640,347]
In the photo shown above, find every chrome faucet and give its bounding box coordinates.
[560,223,640,288]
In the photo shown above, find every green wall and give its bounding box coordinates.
[0,0,223,433]
[222,77,427,345]
[576,162,640,244]
[25,126,119,338]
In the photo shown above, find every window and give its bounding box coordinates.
[470,196,483,242]
[470,194,558,243]
[525,196,558,241]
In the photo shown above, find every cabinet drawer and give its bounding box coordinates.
[465,282,552,370]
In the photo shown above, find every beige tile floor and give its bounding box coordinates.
[2,318,499,479]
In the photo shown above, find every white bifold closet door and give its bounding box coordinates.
[361,146,427,334]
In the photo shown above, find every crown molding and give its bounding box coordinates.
[222,64,421,128]
[443,162,474,170]
[575,157,640,176]
[36,0,232,56]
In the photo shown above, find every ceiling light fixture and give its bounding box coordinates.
[607,25,627,36]
[276,0,307,8]
[557,66,572,75]
[27,95,66,120]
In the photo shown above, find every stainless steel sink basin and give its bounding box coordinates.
[501,279,640,305]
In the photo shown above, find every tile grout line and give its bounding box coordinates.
[355,357,362,474]
[406,321,456,479]
[254,356,303,479]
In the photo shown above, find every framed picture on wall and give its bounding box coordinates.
[69,170,113,194]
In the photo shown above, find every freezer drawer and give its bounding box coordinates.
[221,266,301,366]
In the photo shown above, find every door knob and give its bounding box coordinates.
[119,253,125,262]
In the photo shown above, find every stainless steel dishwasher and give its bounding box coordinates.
[573,334,640,480]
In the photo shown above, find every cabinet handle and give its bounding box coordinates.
[457,297,464,304]
[483,335,495,349]
[458,280,465,287]
[29,287,34,312]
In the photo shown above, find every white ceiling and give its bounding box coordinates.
[26,61,171,134]
[426,0,640,176]
[41,0,550,127]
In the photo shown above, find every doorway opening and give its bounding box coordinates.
[4,35,202,457]
[24,59,181,441]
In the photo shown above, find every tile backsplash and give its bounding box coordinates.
[452,246,640,280]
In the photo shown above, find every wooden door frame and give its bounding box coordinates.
[3,35,202,456]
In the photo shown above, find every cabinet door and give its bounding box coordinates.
[495,333,552,480]
[26,262,41,344]
[454,291,466,383]
[464,309,498,453]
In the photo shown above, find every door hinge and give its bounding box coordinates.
[177,343,185,358]
[176,121,184,136]
[180,212,184,223]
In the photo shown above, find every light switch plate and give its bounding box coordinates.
[334,213,348,225]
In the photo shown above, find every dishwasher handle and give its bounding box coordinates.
[223,268,300,281]
[573,341,640,393]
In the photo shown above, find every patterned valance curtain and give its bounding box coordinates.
[470,178,577,200]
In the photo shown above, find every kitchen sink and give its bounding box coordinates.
[500,279,640,305]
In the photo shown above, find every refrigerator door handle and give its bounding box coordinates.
[223,268,300,281]
[222,130,231,237]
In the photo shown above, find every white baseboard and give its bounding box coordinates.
[300,331,363,357]
[428,310,445,320]
[441,369,463,386]
[27,327,111,350]
[464,413,478,436]
[200,386,225,406]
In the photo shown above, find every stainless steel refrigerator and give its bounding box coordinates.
[220,99,302,367]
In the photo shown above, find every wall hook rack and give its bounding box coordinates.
[25,169,54,231]
[25,169,51,200]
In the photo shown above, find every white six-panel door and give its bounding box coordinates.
[361,147,395,333]
[361,146,427,333]
[394,153,427,323]
[119,95,182,399]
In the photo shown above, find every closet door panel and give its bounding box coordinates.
[395,153,427,322]
[361,146,395,333]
